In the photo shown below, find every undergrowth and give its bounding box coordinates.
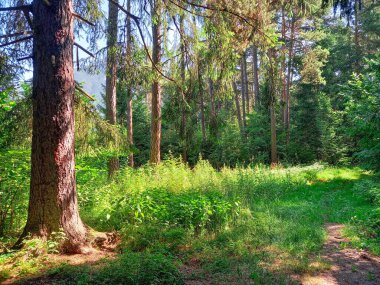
[1,152,379,284]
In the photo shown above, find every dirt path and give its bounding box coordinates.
[300,224,380,285]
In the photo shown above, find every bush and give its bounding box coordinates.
[110,188,237,234]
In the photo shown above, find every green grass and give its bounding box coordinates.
[1,159,379,284]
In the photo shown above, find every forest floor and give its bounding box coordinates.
[1,166,379,285]
[297,224,380,285]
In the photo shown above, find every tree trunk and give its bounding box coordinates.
[106,0,119,175]
[281,7,287,127]
[243,51,250,114]
[179,15,187,162]
[244,51,251,114]
[252,45,260,109]
[270,103,278,166]
[233,82,243,135]
[240,58,246,127]
[126,0,133,167]
[268,48,278,166]
[209,78,218,138]
[353,0,360,72]
[150,1,162,164]
[285,17,296,145]
[20,0,87,253]
[198,58,206,142]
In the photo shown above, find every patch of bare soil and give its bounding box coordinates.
[299,224,380,285]
[1,250,116,285]
[2,232,120,285]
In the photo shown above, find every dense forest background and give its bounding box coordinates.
[1,0,379,170]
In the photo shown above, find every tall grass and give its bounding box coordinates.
[78,159,322,234]
[1,152,379,284]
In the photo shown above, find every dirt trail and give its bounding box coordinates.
[300,224,380,285]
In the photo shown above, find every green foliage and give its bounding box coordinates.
[80,159,240,234]
[111,188,237,233]
[346,174,380,255]
[0,87,16,112]
[0,150,30,236]
[209,120,248,167]
[343,56,380,169]
[301,46,329,85]
[0,84,32,149]
[1,157,380,283]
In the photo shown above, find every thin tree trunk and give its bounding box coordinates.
[240,58,246,127]
[126,97,133,166]
[285,16,295,145]
[179,15,187,162]
[252,45,260,109]
[209,78,217,138]
[268,48,278,166]
[354,0,360,72]
[106,0,119,175]
[242,51,249,114]
[198,58,206,142]
[270,103,278,166]
[20,0,87,253]
[126,0,133,167]
[233,82,243,135]
[281,7,287,126]
[150,0,162,164]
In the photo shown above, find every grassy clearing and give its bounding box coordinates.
[0,159,379,284]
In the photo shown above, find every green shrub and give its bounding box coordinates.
[109,188,237,234]
[0,150,30,236]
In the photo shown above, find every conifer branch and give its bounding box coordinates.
[75,81,95,101]
[0,5,31,12]
[0,36,33,48]
[108,0,189,107]
[0,31,32,39]
[73,12,95,27]
[17,55,33,61]
[74,42,95,58]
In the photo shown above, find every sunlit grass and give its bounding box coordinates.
[1,161,379,284]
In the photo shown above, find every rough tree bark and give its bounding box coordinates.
[106,0,119,175]
[20,0,87,253]
[150,0,162,164]
[126,0,134,167]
